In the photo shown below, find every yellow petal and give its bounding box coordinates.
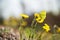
[57,28,60,32]
[37,19,44,23]
[20,14,29,18]
[40,10,46,20]
[34,13,41,19]
[43,23,50,32]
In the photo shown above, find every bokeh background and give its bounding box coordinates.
[0,0,60,40]
[0,0,60,30]
[0,0,60,18]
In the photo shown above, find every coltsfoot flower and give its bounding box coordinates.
[43,23,50,32]
[20,14,29,19]
[34,10,46,23]
[34,13,41,19]
[57,28,60,33]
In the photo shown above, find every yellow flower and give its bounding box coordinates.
[36,18,41,21]
[57,28,60,32]
[37,10,46,23]
[37,19,44,23]
[34,13,41,19]
[34,10,46,23]
[20,14,29,19]
[43,23,50,32]
[39,10,46,19]
[34,13,41,22]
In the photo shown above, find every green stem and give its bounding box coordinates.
[31,19,35,28]
[34,22,37,27]
[20,18,24,27]
[52,27,56,40]
[52,34,55,40]
[37,31,44,40]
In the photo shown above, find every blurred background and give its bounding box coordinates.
[0,0,60,18]
[0,0,60,25]
[0,0,60,27]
